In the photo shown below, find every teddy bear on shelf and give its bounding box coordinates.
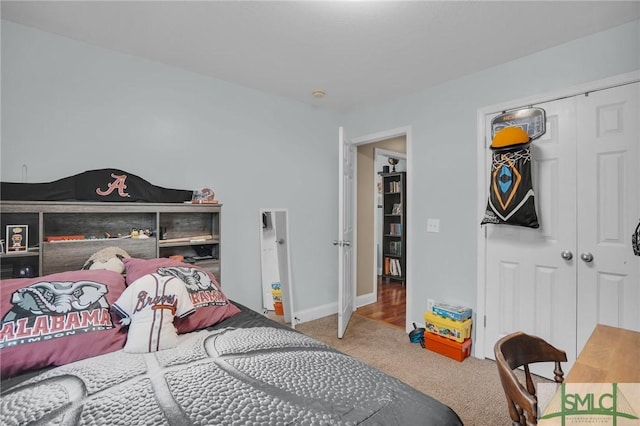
[82,247,131,274]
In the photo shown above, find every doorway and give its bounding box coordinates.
[350,129,410,331]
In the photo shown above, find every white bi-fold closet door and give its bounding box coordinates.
[484,82,639,376]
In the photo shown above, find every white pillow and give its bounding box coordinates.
[112,274,195,353]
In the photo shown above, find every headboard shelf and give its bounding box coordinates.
[0,201,222,280]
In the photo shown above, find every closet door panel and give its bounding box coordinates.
[484,97,578,377]
[576,82,640,350]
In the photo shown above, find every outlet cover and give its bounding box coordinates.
[427,218,440,233]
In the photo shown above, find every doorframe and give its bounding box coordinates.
[475,70,640,359]
[351,125,413,332]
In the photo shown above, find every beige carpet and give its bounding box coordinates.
[296,313,548,426]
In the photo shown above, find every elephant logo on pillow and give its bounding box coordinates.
[156,266,228,308]
[0,281,114,347]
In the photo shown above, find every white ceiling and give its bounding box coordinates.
[2,1,639,111]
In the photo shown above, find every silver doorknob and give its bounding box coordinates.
[580,252,594,263]
[277,238,285,244]
[561,251,573,260]
[333,240,341,246]
[343,241,351,247]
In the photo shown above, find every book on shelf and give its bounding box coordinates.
[388,241,402,256]
[385,258,402,277]
[388,181,401,193]
[389,223,403,235]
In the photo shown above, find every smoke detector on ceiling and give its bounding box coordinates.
[312,89,326,99]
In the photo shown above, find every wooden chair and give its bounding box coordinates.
[494,332,567,425]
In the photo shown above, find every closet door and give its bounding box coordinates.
[484,96,578,375]
[484,82,640,376]
[575,82,640,350]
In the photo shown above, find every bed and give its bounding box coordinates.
[0,261,462,425]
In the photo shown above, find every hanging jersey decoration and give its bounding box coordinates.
[481,108,546,228]
[481,141,539,228]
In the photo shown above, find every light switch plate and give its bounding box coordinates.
[427,218,440,233]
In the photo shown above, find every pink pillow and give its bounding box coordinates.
[123,257,240,333]
[0,270,128,378]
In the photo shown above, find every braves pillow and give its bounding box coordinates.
[0,270,128,379]
[112,273,195,353]
[123,258,240,334]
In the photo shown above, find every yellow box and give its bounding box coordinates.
[271,283,282,302]
[424,311,472,343]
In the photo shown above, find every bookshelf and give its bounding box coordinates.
[0,201,221,280]
[381,172,406,282]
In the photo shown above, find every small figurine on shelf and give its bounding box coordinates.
[131,228,149,239]
[191,188,218,204]
[388,158,399,172]
[6,225,28,253]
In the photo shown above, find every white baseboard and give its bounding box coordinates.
[356,292,376,308]
[291,292,379,326]
[292,302,337,325]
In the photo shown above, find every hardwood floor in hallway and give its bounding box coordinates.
[356,277,406,328]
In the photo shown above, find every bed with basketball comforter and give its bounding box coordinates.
[0,261,462,426]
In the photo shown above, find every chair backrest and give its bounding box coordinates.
[494,332,567,426]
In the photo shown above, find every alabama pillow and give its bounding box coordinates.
[0,270,128,378]
[123,257,240,333]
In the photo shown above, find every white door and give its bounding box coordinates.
[337,126,356,339]
[575,82,640,350]
[484,96,579,374]
[485,82,640,375]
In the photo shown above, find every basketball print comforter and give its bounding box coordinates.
[0,317,462,425]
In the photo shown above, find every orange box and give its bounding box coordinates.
[425,332,471,362]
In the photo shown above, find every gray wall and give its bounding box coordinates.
[344,20,639,326]
[2,19,639,327]
[1,21,340,315]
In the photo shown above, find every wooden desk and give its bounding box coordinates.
[566,324,640,383]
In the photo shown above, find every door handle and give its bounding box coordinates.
[343,241,351,247]
[580,252,594,263]
[277,238,285,244]
[333,240,342,246]
[561,251,573,261]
